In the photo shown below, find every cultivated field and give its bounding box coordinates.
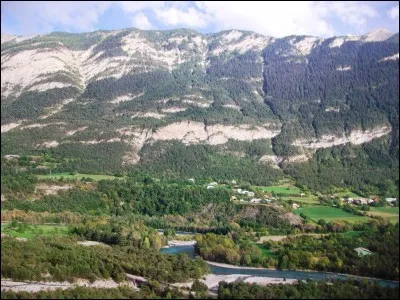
[294,206,369,223]
[1,223,70,238]
[280,195,318,204]
[367,207,399,223]
[261,184,301,196]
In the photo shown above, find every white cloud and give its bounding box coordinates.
[3,1,112,34]
[388,5,399,19]
[154,6,211,28]
[329,1,378,28]
[118,1,164,13]
[2,1,396,38]
[196,1,336,37]
[132,12,153,30]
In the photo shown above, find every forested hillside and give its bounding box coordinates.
[1,28,399,195]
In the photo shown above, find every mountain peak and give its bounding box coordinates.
[362,28,393,42]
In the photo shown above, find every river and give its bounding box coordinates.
[161,244,399,288]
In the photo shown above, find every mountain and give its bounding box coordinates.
[1,28,399,193]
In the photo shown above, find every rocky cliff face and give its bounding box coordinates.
[1,28,398,173]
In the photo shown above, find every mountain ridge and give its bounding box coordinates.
[1,26,398,193]
[2,27,398,42]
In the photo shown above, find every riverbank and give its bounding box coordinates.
[161,242,399,287]
[172,274,297,291]
[206,260,276,270]
[1,279,136,293]
[164,240,197,247]
[207,261,399,284]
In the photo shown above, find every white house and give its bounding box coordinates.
[207,185,214,189]
[208,182,218,186]
[236,189,255,197]
[292,203,300,209]
[385,198,398,203]
[356,198,368,205]
[250,198,262,203]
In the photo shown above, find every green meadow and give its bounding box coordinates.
[280,195,318,204]
[294,206,369,223]
[368,207,399,223]
[1,223,70,239]
[261,185,302,195]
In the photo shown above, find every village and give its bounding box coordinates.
[203,179,399,212]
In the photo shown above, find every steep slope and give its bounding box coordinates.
[1,28,398,193]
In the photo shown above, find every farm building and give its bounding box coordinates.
[292,203,300,209]
[354,247,372,257]
[385,198,398,203]
[249,198,262,203]
[355,198,368,205]
[236,189,255,197]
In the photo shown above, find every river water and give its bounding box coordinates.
[161,244,399,288]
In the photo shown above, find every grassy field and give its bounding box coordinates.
[367,207,399,223]
[370,207,399,214]
[261,184,302,196]
[37,172,124,181]
[280,195,318,204]
[335,191,363,199]
[1,223,70,238]
[340,231,366,237]
[294,206,369,223]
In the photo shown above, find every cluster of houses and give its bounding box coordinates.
[236,188,255,197]
[206,180,237,189]
[340,196,398,206]
[340,197,375,205]
[231,193,278,205]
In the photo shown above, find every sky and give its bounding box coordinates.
[1,1,399,38]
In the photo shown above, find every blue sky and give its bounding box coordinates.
[1,1,399,38]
